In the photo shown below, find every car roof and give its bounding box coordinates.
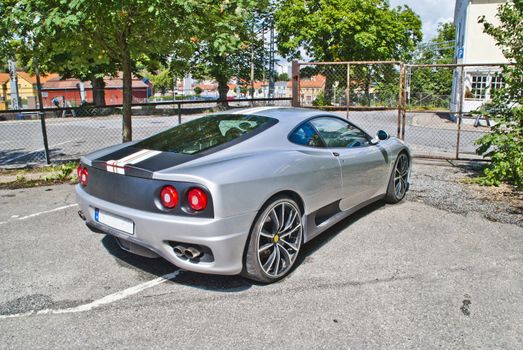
[214,107,339,126]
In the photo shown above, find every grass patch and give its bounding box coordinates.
[0,162,79,189]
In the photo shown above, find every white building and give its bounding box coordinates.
[451,0,509,114]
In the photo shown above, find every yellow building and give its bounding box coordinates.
[0,72,59,109]
[0,73,8,110]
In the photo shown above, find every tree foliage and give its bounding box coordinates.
[275,0,422,104]
[475,1,522,189]
[275,0,422,62]
[151,69,174,96]
[2,0,202,141]
[188,1,269,106]
[277,72,289,81]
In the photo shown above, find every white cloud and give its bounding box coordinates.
[389,0,455,40]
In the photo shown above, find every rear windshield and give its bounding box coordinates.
[134,114,277,155]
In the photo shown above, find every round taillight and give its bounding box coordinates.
[187,188,207,211]
[76,164,83,179]
[160,185,178,209]
[80,167,89,186]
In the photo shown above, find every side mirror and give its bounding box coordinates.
[377,130,389,141]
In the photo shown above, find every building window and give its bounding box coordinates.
[471,75,488,99]
[490,75,504,94]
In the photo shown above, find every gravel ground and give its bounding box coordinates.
[408,159,523,227]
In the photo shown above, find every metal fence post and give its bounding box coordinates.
[346,63,350,119]
[177,102,181,125]
[397,63,404,138]
[401,66,408,141]
[34,56,51,164]
[456,66,465,160]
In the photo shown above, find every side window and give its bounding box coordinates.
[289,122,324,148]
[310,117,370,148]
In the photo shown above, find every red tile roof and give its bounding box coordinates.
[287,75,325,88]
[17,71,37,84]
[195,83,217,91]
[0,73,9,85]
[42,75,148,90]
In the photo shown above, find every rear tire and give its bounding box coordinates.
[384,152,410,204]
[242,197,303,283]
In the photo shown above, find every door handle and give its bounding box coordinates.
[332,152,340,157]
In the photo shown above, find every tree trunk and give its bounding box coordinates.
[91,76,106,106]
[324,71,334,106]
[122,45,133,142]
[217,78,229,108]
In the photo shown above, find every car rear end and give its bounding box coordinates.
[76,159,255,275]
[76,112,283,275]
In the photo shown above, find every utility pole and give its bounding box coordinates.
[250,17,255,102]
[8,59,21,109]
[268,21,275,99]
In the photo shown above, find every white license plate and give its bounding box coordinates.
[94,208,134,235]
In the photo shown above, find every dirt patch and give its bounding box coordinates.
[408,159,523,227]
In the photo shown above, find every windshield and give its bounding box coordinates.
[134,114,277,155]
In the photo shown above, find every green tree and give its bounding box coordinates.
[277,72,289,81]
[275,0,422,102]
[188,1,269,106]
[475,0,522,189]
[151,69,174,96]
[2,0,200,142]
[193,86,203,95]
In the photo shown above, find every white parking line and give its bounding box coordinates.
[0,204,78,225]
[0,270,181,319]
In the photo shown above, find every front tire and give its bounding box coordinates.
[242,197,303,283]
[384,152,410,204]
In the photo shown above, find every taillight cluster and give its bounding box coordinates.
[159,185,208,212]
[160,185,178,209]
[77,164,89,186]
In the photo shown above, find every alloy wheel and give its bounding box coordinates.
[256,201,303,278]
[394,153,409,199]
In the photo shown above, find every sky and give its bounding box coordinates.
[389,0,455,40]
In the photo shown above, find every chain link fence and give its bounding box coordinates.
[294,61,403,138]
[405,63,505,159]
[0,98,291,168]
[1,61,508,168]
[292,61,507,160]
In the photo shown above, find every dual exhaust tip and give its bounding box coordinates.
[173,245,202,260]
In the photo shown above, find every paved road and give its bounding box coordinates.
[0,108,488,167]
[0,163,521,349]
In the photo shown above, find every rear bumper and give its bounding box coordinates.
[76,185,256,275]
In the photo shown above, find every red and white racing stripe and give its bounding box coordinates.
[106,149,161,174]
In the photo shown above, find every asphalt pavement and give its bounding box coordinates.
[0,162,521,349]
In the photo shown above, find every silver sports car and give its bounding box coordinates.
[76,107,411,282]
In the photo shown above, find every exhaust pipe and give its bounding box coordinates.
[173,245,202,260]
[173,245,186,258]
[184,246,202,260]
[78,210,86,221]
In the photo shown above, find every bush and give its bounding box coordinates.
[475,98,522,188]
[312,91,329,106]
[475,1,523,190]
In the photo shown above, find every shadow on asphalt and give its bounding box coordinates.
[297,200,386,265]
[101,200,386,292]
